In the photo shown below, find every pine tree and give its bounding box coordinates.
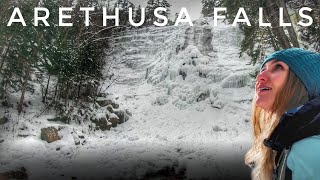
[0,0,111,113]
[158,0,171,23]
[289,0,320,51]
[146,0,156,25]
[114,0,135,26]
[201,0,301,64]
[145,0,172,26]
[201,0,222,17]
[134,5,143,27]
[0,0,42,113]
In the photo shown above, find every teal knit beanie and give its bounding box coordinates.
[261,48,320,99]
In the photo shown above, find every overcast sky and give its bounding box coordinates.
[130,0,203,20]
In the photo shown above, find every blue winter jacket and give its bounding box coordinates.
[287,135,320,180]
[264,96,320,180]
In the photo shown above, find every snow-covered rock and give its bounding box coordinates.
[109,113,119,127]
[113,109,129,124]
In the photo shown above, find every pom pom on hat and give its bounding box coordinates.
[261,48,320,99]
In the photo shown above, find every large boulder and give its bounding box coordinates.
[114,110,130,124]
[109,113,119,127]
[95,117,112,131]
[41,127,61,143]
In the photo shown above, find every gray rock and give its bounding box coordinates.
[114,110,130,124]
[109,113,119,127]
[106,105,114,113]
[112,102,119,109]
[95,117,111,131]
[125,109,132,117]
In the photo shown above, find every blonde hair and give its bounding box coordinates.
[245,70,309,179]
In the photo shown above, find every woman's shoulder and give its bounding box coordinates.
[288,135,320,160]
[287,135,320,179]
[291,135,320,150]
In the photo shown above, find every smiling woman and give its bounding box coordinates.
[245,48,320,180]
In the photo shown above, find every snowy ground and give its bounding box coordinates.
[0,19,255,179]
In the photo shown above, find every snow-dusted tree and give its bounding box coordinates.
[289,0,320,51]
[146,0,172,25]
[201,0,222,17]
[0,0,111,114]
[0,0,43,113]
[145,0,156,25]
[157,0,171,24]
[114,0,135,26]
[202,0,303,64]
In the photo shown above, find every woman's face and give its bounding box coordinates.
[255,59,289,111]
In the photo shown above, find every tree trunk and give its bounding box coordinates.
[279,0,300,47]
[64,81,70,106]
[54,82,58,101]
[0,46,9,75]
[78,81,82,98]
[265,0,292,49]
[18,63,31,114]
[267,27,280,50]
[42,75,51,103]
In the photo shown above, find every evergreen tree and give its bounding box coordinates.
[201,0,302,64]
[146,0,156,25]
[0,0,111,113]
[288,0,320,51]
[134,5,143,27]
[114,0,135,26]
[158,0,171,24]
[201,0,222,17]
[0,0,42,112]
[145,0,172,25]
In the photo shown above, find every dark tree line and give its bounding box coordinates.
[201,0,320,64]
[0,0,111,113]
